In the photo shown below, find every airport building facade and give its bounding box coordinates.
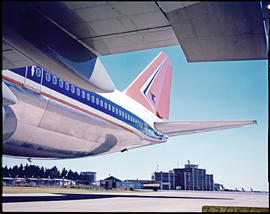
[80,171,96,184]
[151,171,174,190]
[152,161,214,191]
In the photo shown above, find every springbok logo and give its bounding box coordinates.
[140,59,165,112]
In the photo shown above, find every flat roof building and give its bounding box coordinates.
[152,161,214,191]
[78,171,96,185]
[80,171,96,184]
[152,171,174,190]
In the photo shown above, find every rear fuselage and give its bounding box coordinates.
[2,66,167,159]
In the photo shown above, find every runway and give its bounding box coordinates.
[2,190,269,212]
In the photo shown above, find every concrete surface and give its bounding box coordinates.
[2,190,269,212]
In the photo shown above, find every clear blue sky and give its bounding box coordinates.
[2,45,268,191]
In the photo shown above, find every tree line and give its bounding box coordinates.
[2,164,89,181]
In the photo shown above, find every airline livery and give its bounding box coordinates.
[2,52,256,159]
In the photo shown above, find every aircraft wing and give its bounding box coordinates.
[2,2,115,93]
[3,2,267,66]
[2,2,267,91]
[154,120,257,137]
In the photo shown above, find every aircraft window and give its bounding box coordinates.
[96,97,99,105]
[108,104,111,111]
[71,85,75,93]
[128,114,130,121]
[122,111,125,118]
[125,112,127,119]
[52,76,57,85]
[115,108,118,114]
[104,102,107,109]
[82,90,85,98]
[45,73,51,81]
[100,99,103,107]
[112,106,115,113]
[59,79,63,88]
[119,109,121,116]
[36,68,41,77]
[65,82,69,91]
[87,93,90,101]
[76,88,80,96]
[91,95,95,103]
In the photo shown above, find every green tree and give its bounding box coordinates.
[2,165,9,177]
[67,170,74,180]
[61,168,68,178]
[39,166,45,178]
[11,165,18,177]
[17,164,24,177]
[73,171,79,180]
[24,164,31,177]
[3,164,84,181]
[49,166,60,178]
[44,168,50,178]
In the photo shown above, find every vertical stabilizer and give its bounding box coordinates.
[124,52,172,119]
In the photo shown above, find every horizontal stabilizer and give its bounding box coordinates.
[154,120,257,137]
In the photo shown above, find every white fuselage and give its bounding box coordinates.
[2,66,167,159]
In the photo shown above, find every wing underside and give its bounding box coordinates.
[2,2,266,73]
[154,120,257,137]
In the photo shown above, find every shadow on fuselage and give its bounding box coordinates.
[3,134,118,159]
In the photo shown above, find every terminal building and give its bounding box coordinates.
[152,161,214,191]
[151,171,174,190]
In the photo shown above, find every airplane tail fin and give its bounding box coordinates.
[124,52,172,119]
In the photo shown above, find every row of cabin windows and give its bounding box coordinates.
[35,67,41,77]
[93,94,144,127]
[43,72,145,129]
